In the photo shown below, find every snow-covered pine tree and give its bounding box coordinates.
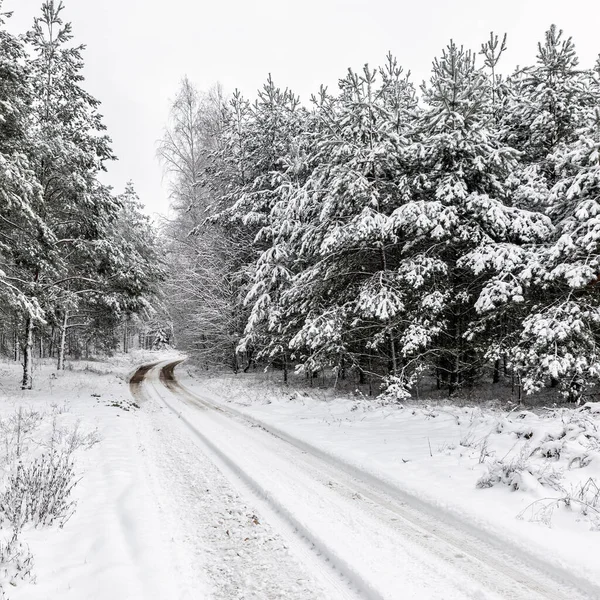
[391,41,551,395]
[0,4,55,386]
[492,28,600,399]
[222,77,309,380]
[102,183,165,315]
[0,2,164,381]
[22,1,120,378]
[275,56,417,387]
[479,31,507,121]
[502,25,597,212]
[513,105,600,401]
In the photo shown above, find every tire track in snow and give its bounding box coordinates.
[131,363,362,600]
[159,360,600,600]
[135,361,600,600]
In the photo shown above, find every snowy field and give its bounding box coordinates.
[1,354,600,599]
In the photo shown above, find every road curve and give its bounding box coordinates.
[130,360,600,600]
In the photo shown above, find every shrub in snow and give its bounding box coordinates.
[478,405,600,529]
[0,451,78,531]
[581,402,600,415]
[0,405,98,596]
[477,445,562,491]
[47,417,100,454]
[378,376,411,404]
[518,478,600,530]
[530,409,599,469]
[0,531,34,596]
[0,408,43,466]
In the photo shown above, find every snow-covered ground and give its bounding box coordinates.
[179,365,600,596]
[0,353,346,599]
[0,351,188,600]
[1,354,599,599]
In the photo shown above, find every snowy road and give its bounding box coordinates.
[132,360,600,600]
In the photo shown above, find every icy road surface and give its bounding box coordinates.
[130,360,600,600]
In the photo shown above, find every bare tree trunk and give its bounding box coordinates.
[57,310,68,371]
[493,358,501,384]
[13,326,19,362]
[243,348,255,373]
[48,325,55,358]
[22,318,33,390]
[232,344,239,374]
[390,334,397,375]
[359,368,366,385]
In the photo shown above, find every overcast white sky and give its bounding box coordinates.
[5,0,600,217]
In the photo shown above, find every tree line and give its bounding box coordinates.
[0,1,165,387]
[161,27,600,402]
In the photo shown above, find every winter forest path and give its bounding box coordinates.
[130,361,600,600]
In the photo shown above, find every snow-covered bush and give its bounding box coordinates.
[0,451,78,530]
[531,409,599,468]
[0,406,98,532]
[0,404,100,598]
[0,531,34,596]
[0,408,43,465]
[378,376,411,403]
[477,444,563,491]
[476,403,600,531]
[47,417,100,454]
[518,478,600,530]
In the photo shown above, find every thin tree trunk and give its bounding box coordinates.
[22,318,33,390]
[48,325,55,358]
[232,344,239,374]
[389,334,397,375]
[57,310,68,371]
[13,327,19,362]
[358,365,366,385]
[493,359,501,384]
